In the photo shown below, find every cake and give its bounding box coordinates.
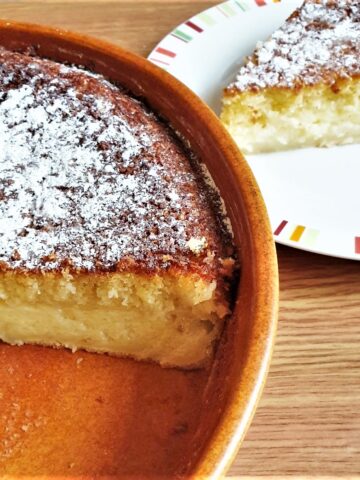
[0,47,236,369]
[221,0,360,154]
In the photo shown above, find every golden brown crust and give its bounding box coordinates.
[224,73,360,97]
[226,0,360,94]
[0,48,235,281]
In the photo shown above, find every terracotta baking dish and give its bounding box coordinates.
[0,21,278,479]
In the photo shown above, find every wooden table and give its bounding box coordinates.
[1,1,359,477]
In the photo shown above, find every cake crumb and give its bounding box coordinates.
[186,237,208,254]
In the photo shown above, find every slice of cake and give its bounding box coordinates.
[221,0,360,154]
[0,48,236,369]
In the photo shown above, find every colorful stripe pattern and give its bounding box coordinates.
[273,220,287,236]
[185,20,203,33]
[290,225,305,242]
[355,237,360,255]
[274,220,320,249]
[171,29,192,43]
[155,47,176,58]
[148,0,281,68]
[274,221,360,255]
[217,3,237,17]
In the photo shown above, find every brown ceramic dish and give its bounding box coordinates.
[0,21,278,479]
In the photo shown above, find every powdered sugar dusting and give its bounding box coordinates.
[0,49,229,272]
[229,0,360,92]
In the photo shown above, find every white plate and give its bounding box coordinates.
[148,0,360,261]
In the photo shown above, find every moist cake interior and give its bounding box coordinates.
[0,48,236,368]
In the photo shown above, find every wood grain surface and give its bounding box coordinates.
[0,1,359,478]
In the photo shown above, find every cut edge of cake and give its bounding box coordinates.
[222,77,360,154]
[0,266,234,369]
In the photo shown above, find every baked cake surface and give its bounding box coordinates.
[221,0,360,153]
[0,48,236,368]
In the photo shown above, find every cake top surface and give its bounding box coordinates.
[0,48,232,275]
[227,0,360,93]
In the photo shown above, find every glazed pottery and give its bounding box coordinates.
[0,21,278,479]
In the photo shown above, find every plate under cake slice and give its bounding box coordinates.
[221,0,360,154]
[0,48,236,369]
